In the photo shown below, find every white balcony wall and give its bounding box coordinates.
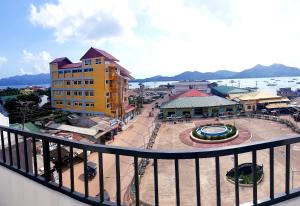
[0,166,88,206]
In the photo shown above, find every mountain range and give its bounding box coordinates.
[132,63,300,82]
[0,73,50,86]
[1,64,300,86]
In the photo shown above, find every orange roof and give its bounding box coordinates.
[179,89,209,97]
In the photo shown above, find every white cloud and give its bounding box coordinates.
[29,0,300,78]
[22,50,52,74]
[0,57,8,67]
[29,0,137,45]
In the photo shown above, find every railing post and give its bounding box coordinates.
[42,140,51,182]
[286,144,290,194]
[215,156,221,206]
[234,154,239,206]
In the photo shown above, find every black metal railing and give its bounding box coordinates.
[0,125,300,205]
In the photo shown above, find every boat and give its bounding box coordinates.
[297,82,300,84]
[293,78,297,80]
[267,83,277,86]
[217,80,223,82]
[275,79,280,81]
[264,81,269,83]
[230,80,236,83]
[288,80,295,83]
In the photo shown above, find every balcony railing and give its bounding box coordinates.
[0,125,300,205]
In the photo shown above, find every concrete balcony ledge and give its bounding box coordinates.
[275,198,300,206]
[0,166,88,206]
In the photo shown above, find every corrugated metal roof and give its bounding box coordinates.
[265,103,290,109]
[160,96,238,109]
[212,86,249,95]
[179,89,209,97]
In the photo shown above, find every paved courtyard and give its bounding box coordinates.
[139,118,300,206]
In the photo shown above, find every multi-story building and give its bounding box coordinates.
[50,47,132,119]
[173,80,211,94]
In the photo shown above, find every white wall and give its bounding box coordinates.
[0,166,88,206]
[0,113,9,127]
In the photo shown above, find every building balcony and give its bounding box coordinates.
[0,126,300,205]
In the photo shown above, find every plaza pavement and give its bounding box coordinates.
[139,118,300,206]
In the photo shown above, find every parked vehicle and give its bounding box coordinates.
[293,113,300,122]
[87,161,97,178]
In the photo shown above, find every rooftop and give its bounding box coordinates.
[59,62,82,69]
[212,85,250,95]
[161,95,238,109]
[229,91,290,101]
[80,47,119,61]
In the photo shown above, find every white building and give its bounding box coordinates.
[173,80,210,94]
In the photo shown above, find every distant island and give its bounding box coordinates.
[0,73,50,86]
[1,63,300,86]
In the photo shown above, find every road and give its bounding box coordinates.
[62,93,169,203]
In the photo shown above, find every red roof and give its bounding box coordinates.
[80,47,119,61]
[50,57,72,64]
[59,62,82,69]
[170,89,209,100]
[180,89,209,97]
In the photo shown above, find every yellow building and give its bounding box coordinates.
[229,91,290,112]
[50,47,133,119]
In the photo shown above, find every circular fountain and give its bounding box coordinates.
[190,124,239,143]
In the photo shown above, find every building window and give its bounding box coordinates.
[55,101,63,105]
[90,80,94,84]
[74,102,78,106]
[74,91,78,96]
[106,92,109,97]
[78,91,82,96]
[95,58,101,64]
[78,81,82,85]
[247,105,252,110]
[78,103,82,106]
[85,91,89,96]
[90,91,94,96]
[74,81,77,85]
[84,59,91,65]
[91,103,94,107]
[66,91,71,96]
[86,103,90,107]
[106,80,109,84]
[66,101,71,106]
[84,68,93,72]
[66,81,70,85]
[85,80,89,85]
[106,104,110,108]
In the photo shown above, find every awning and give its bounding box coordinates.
[258,98,290,104]
[125,105,136,113]
[265,103,290,109]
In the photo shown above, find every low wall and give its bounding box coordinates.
[0,166,88,206]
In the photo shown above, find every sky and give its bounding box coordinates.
[1,0,300,79]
